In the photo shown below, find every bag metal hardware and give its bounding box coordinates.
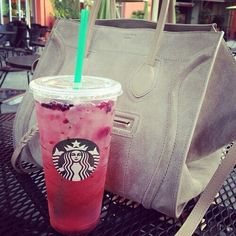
[112,111,139,137]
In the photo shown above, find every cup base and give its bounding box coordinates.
[51,218,99,236]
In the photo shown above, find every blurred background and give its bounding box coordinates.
[1,0,236,40]
[1,0,236,113]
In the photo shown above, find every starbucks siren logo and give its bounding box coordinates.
[52,139,100,181]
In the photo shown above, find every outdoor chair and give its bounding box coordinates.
[11,21,33,56]
[0,24,7,59]
[40,26,49,39]
[0,57,25,88]
[0,54,26,88]
[0,21,33,60]
[0,24,7,45]
[27,24,49,52]
[28,24,43,52]
[0,66,26,88]
[0,52,39,88]
[0,22,17,59]
[0,46,31,89]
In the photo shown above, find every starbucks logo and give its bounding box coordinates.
[52,139,100,181]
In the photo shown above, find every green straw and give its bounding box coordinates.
[74,9,90,89]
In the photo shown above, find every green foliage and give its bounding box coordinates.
[97,0,114,19]
[50,0,117,20]
[50,0,81,19]
[143,0,148,20]
[131,10,145,19]
[2,1,10,16]
[131,0,149,20]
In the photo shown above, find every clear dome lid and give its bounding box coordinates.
[30,75,122,103]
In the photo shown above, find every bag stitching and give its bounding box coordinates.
[170,43,220,215]
[123,132,134,196]
[139,61,173,205]
[148,51,215,213]
[142,61,175,208]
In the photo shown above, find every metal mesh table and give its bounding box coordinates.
[0,113,235,236]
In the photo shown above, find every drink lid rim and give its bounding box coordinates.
[30,75,122,101]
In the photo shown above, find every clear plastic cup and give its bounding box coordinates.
[30,75,122,235]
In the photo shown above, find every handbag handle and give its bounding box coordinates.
[86,0,174,98]
[86,0,174,66]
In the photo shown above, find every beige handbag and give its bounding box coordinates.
[12,1,236,235]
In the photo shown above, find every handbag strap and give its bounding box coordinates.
[86,0,172,66]
[175,143,236,236]
[11,125,40,174]
[110,0,116,19]
[86,0,173,98]
[146,0,170,66]
[168,0,176,24]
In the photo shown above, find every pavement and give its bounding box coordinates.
[0,43,45,114]
[1,71,29,113]
[227,40,236,49]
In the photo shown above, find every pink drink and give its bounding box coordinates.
[30,76,122,235]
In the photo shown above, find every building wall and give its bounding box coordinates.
[122,0,152,19]
[123,2,145,18]
[33,0,236,40]
[35,0,54,27]
[229,10,236,39]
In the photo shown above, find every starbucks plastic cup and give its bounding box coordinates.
[30,75,122,235]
